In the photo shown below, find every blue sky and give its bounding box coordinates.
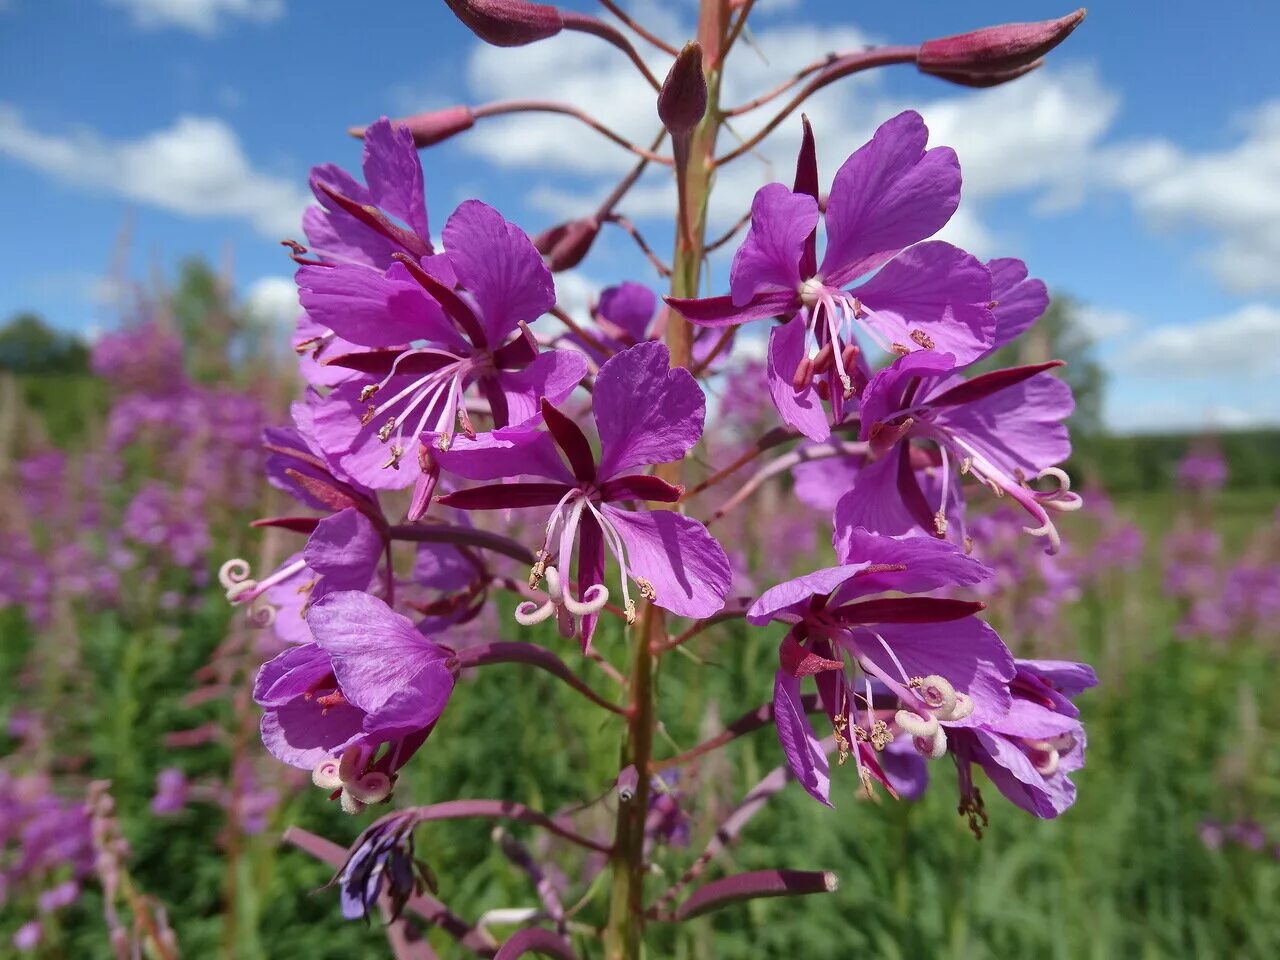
[1,0,1278,432]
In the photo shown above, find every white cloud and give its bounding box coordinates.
[1075,304,1139,342]
[0,105,308,238]
[1101,101,1280,294]
[460,22,1118,260]
[243,275,299,327]
[104,0,283,35]
[1116,303,1280,378]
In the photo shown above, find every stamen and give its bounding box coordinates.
[635,577,656,601]
[360,383,379,402]
[378,418,396,443]
[910,329,935,349]
[382,445,404,470]
[869,719,893,751]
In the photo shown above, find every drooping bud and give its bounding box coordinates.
[444,0,563,47]
[533,217,601,272]
[351,106,477,148]
[657,42,707,140]
[918,10,1086,85]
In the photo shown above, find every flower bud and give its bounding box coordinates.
[533,217,601,272]
[658,42,707,139]
[918,9,1085,83]
[444,0,563,47]
[351,106,476,148]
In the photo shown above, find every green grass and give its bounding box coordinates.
[4,492,1279,958]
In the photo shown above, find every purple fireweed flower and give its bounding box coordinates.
[1177,442,1228,494]
[949,658,1096,831]
[747,529,1009,806]
[304,118,433,271]
[839,347,1080,552]
[667,112,996,440]
[433,341,731,645]
[569,281,732,369]
[254,591,455,811]
[222,400,388,626]
[295,119,585,496]
[151,768,190,815]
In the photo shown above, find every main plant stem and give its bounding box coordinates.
[603,4,729,957]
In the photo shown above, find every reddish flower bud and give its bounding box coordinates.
[533,217,600,272]
[658,42,707,139]
[350,106,476,148]
[444,0,563,47]
[918,9,1085,84]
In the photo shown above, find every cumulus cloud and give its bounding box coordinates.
[104,0,284,35]
[1116,303,1280,378]
[1101,101,1280,294]
[460,19,1118,260]
[243,275,299,327]
[0,105,307,237]
[1075,304,1139,342]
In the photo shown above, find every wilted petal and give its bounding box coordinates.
[821,111,961,286]
[602,505,730,619]
[595,342,705,479]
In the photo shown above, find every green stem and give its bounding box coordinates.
[601,4,730,956]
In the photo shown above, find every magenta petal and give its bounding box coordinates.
[747,564,870,625]
[254,643,331,707]
[879,736,930,801]
[303,508,383,599]
[821,111,961,286]
[598,282,657,341]
[595,342,705,479]
[312,378,426,491]
[729,183,819,307]
[852,618,1013,726]
[830,452,922,541]
[1018,659,1098,698]
[766,315,830,442]
[853,241,995,365]
[793,447,864,512]
[933,370,1074,476]
[773,671,832,807]
[361,118,431,243]
[973,730,1074,818]
[497,348,587,428]
[432,427,574,483]
[442,200,555,344]
[982,258,1049,356]
[261,699,367,770]
[297,262,450,348]
[858,350,956,440]
[832,526,992,596]
[601,505,730,619]
[665,289,796,329]
[307,592,454,723]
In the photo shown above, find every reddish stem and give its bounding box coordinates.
[494,928,580,960]
[474,101,672,165]
[452,642,629,718]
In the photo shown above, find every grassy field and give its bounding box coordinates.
[4,469,1278,958]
